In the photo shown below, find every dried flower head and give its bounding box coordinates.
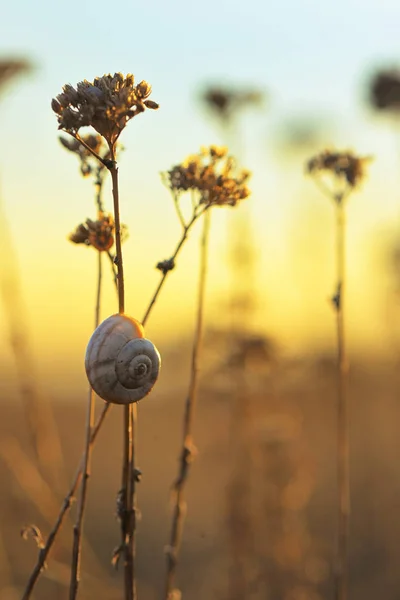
[370,69,400,111]
[59,133,111,177]
[69,212,128,251]
[52,73,159,144]
[164,145,251,208]
[306,149,372,197]
[202,85,264,120]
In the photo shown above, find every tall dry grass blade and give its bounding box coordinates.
[0,436,65,519]
[0,196,66,491]
[164,211,211,600]
[69,251,103,600]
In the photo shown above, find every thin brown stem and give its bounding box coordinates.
[106,144,136,600]
[142,208,206,326]
[164,211,211,599]
[94,170,105,214]
[21,402,111,600]
[334,199,350,600]
[173,192,186,230]
[107,250,119,291]
[71,132,108,167]
[122,403,138,600]
[69,251,103,600]
[108,149,124,315]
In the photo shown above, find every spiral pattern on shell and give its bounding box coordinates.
[85,314,161,405]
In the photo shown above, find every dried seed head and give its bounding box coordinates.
[163,145,251,208]
[52,73,159,144]
[306,149,372,195]
[69,211,128,251]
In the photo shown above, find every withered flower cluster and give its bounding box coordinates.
[165,145,251,208]
[203,85,264,120]
[69,211,128,252]
[370,69,400,111]
[51,73,159,144]
[59,133,110,177]
[306,150,371,189]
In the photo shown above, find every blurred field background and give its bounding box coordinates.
[2,0,400,598]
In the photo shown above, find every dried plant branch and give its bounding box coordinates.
[333,198,349,600]
[104,144,138,600]
[305,149,372,600]
[22,141,249,598]
[142,207,206,326]
[164,210,211,600]
[69,251,103,600]
[20,210,203,598]
[21,72,159,600]
[74,133,110,167]
[108,153,125,315]
[107,250,119,289]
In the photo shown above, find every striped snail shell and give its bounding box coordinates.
[85,314,161,405]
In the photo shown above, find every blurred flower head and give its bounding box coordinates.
[69,211,128,251]
[0,58,32,97]
[202,85,264,121]
[306,149,372,198]
[52,73,159,145]
[163,145,251,208]
[370,69,400,111]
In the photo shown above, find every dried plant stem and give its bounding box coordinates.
[73,133,108,168]
[109,158,125,315]
[107,250,119,289]
[142,207,206,326]
[21,206,205,599]
[94,173,105,213]
[164,211,211,600]
[107,150,137,600]
[120,402,138,600]
[333,199,349,600]
[69,251,103,600]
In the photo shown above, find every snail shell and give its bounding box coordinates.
[85,314,161,405]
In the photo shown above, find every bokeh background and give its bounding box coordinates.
[2,0,400,599]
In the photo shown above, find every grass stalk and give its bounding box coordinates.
[334,198,350,600]
[142,208,205,326]
[106,150,138,600]
[164,211,211,600]
[69,250,103,600]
